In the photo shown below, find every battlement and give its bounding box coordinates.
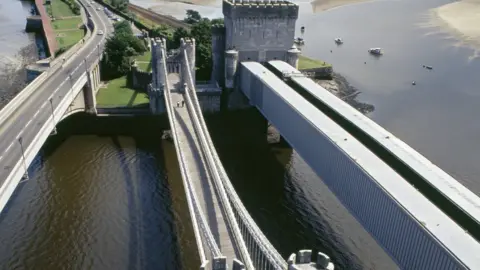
[223,0,298,18]
[151,37,167,52]
[180,37,196,48]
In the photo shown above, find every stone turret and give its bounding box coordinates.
[181,38,196,84]
[149,38,167,114]
[287,44,301,69]
[211,24,226,87]
[225,48,239,89]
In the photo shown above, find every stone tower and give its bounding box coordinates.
[213,0,300,89]
[180,38,196,85]
[149,38,167,114]
[211,24,226,87]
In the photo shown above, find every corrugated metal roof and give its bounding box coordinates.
[268,60,480,224]
[242,61,480,268]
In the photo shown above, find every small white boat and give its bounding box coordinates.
[368,48,383,55]
[334,38,343,44]
[294,37,305,45]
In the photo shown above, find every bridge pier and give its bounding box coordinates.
[85,68,98,114]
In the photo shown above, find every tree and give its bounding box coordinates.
[110,0,129,12]
[151,25,171,39]
[102,23,147,78]
[114,20,133,35]
[211,18,224,25]
[191,18,212,45]
[184,9,201,24]
[170,27,189,49]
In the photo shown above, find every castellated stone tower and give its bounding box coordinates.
[213,0,300,89]
[211,24,226,87]
[180,38,196,85]
[149,38,167,114]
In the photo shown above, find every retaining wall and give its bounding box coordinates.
[34,0,58,57]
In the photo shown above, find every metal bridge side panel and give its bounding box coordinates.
[251,69,468,269]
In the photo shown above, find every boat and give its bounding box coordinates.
[294,37,305,45]
[368,48,383,55]
[334,38,343,44]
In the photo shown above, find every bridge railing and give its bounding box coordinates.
[159,46,223,266]
[181,48,288,269]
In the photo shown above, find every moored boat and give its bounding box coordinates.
[368,48,383,55]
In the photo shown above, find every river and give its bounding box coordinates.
[1,0,480,269]
[0,0,40,108]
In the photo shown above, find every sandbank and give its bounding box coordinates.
[311,0,374,13]
[430,0,480,51]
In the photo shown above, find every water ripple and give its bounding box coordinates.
[0,135,180,270]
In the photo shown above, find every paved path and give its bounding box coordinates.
[167,73,239,266]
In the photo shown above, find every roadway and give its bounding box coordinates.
[0,1,113,193]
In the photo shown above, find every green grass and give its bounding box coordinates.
[49,0,76,18]
[52,17,83,30]
[134,52,152,62]
[136,62,151,72]
[56,29,84,50]
[134,52,152,72]
[96,76,149,107]
[298,55,331,70]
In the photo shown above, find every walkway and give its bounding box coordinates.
[167,73,238,266]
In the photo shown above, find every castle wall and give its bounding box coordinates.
[223,0,299,55]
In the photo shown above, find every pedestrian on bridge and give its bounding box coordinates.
[182,100,185,107]
[176,101,180,107]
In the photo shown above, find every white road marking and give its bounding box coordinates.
[0,4,110,165]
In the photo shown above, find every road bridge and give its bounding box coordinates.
[0,0,113,212]
[238,61,480,269]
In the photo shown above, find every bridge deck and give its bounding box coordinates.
[167,74,238,265]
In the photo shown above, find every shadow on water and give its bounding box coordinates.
[0,113,193,269]
[205,108,363,269]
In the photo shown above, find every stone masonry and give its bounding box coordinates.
[211,0,301,90]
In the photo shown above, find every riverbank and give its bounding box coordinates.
[429,0,480,52]
[311,0,374,12]
[0,44,37,110]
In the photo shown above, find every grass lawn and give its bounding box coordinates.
[52,17,83,30]
[135,52,152,63]
[298,55,331,70]
[136,62,151,72]
[48,0,76,18]
[134,52,152,72]
[56,29,85,50]
[96,76,149,107]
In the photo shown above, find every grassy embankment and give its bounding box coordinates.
[298,55,331,70]
[96,76,149,106]
[96,2,174,107]
[45,0,85,52]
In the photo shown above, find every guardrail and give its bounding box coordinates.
[181,48,288,269]
[0,0,96,127]
[160,46,222,266]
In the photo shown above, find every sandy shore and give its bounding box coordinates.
[311,0,374,13]
[430,0,480,52]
